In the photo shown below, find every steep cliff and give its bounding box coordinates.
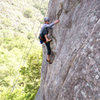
[36,0,100,100]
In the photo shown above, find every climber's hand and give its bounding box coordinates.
[54,19,60,24]
[46,39,52,42]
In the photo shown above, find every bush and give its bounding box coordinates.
[20,47,42,100]
[27,32,35,40]
[24,9,32,18]
[0,89,25,100]
[1,18,12,27]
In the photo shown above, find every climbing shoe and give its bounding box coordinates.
[46,59,52,64]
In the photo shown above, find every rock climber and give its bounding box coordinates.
[39,17,59,64]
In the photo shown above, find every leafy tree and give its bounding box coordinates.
[20,47,42,100]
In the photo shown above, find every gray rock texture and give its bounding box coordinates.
[36,0,100,100]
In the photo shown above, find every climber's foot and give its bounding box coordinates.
[46,59,52,64]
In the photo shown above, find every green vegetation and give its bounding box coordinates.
[0,0,49,100]
[1,18,12,27]
[33,0,49,16]
[0,37,42,100]
[20,48,42,100]
[24,9,33,18]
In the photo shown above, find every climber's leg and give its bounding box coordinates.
[45,42,51,56]
[45,42,51,63]
[47,55,50,61]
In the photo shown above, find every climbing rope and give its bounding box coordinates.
[10,1,48,93]
[11,25,40,93]
[11,39,35,92]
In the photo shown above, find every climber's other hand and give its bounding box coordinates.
[46,39,52,42]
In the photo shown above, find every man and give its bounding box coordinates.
[39,17,59,64]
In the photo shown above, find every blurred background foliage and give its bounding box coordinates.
[0,0,49,100]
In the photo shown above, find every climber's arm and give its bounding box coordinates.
[44,34,51,42]
[46,19,60,28]
[45,22,55,28]
[43,29,51,42]
[45,34,49,41]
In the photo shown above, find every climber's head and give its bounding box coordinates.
[44,17,49,24]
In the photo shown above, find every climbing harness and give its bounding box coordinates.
[39,36,46,44]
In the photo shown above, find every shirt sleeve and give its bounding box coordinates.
[45,22,55,28]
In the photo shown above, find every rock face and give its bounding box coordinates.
[36,0,100,100]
